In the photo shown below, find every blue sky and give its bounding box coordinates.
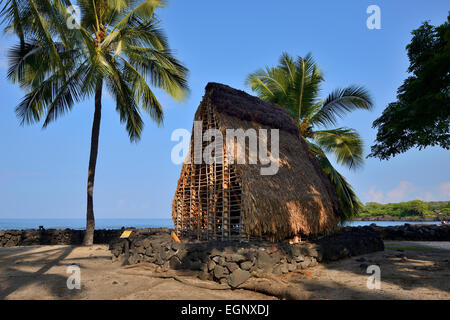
[0,0,449,219]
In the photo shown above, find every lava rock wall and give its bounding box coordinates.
[0,229,122,247]
[109,227,385,288]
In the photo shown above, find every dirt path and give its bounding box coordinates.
[288,241,450,299]
[0,241,448,300]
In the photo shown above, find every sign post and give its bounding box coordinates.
[120,230,132,266]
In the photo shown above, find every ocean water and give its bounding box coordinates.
[344,221,441,227]
[0,218,174,230]
[0,218,441,230]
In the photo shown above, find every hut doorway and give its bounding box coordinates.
[173,104,244,241]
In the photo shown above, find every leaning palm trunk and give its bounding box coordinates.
[84,81,102,245]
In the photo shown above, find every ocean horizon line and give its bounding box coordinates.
[0,218,175,230]
[0,218,442,231]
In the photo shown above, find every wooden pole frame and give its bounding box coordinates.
[174,104,244,241]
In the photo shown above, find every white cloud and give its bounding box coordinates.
[421,192,434,202]
[365,186,384,203]
[438,182,450,198]
[385,181,416,203]
[364,181,450,204]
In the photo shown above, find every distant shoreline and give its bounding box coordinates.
[355,216,445,222]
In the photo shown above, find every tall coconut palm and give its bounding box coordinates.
[1,0,189,244]
[246,53,373,221]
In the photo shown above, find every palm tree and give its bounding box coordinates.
[246,53,373,221]
[1,0,189,245]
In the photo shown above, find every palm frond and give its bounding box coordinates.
[7,40,41,83]
[245,67,287,102]
[124,45,189,101]
[114,0,167,31]
[313,128,364,169]
[103,55,144,141]
[26,0,67,77]
[307,141,362,221]
[3,0,188,139]
[310,85,373,127]
[42,60,90,127]
[246,52,323,127]
[278,52,296,82]
[0,0,28,47]
[121,56,163,125]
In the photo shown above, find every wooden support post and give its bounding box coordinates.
[174,103,245,242]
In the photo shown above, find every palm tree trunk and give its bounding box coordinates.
[83,80,102,246]
[297,58,305,126]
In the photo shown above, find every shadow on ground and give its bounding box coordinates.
[0,246,82,299]
[291,241,450,299]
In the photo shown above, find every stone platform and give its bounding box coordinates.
[109,227,385,288]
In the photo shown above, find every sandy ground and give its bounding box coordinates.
[0,241,449,300]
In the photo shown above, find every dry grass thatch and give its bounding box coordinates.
[172,83,341,241]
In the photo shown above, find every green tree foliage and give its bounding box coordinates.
[0,0,189,244]
[360,200,449,218]
[246,53,373,221]
[370,14,450,160]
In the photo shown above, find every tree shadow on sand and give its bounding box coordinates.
[303,242,450,299]
[0,246,83,299]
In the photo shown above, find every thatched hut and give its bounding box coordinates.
[172,83,341,241]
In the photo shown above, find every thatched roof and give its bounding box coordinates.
[203,83,300,136]
[172,83,341,240]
